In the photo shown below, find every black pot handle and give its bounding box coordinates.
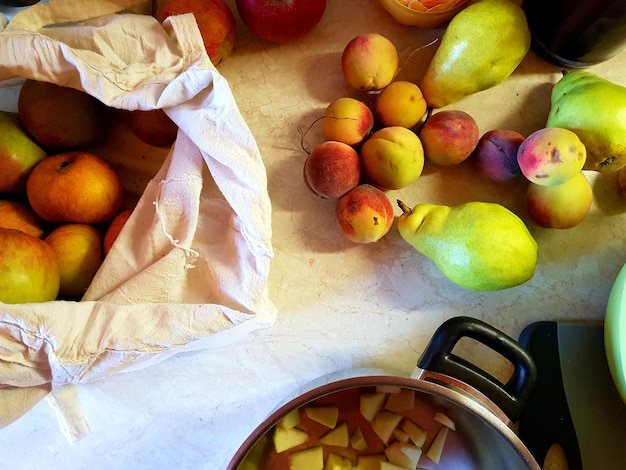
[417,316,536,423]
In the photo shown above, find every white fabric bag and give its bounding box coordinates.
[0,0,277,441]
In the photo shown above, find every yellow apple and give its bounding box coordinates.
[0,227,60,303]
[0,199,48,238]
[44,223,104,299]
[26,152,124,224]
[0,110,47,194]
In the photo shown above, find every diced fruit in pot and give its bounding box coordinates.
[384,441,423,468]
[360,392,387,421]
[426,426,449,464]
[371,410,403,444]
[392,428,410,443]
[274,426,310,453]
[319,422,350,447]
[385,388,415,414]
[278,408,301,429]
[401,418,427,447]
[356,454,386,470]
[350,427,368,451]
[289,446,324,470]
[433,411,456,431]
[324,452,353,470]
[380,461,410,470]
[305,405,339,429]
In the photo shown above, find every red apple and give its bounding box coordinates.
[45,223,104,299]
[129,109,178,148]
[156,0,236,66]
[26,152,124,224]
[236,0,327,43]
[0,227,60,304]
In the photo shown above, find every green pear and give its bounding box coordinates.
[397,200,537,290]
[0,110,47,194]
[419,0,531,108]
[546,71,626,172]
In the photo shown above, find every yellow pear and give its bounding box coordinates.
[419,0,531,108]
[397,200,537,290]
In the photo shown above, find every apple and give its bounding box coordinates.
[335,184,394,243]
[322,97,374,146]
[0,227,60,304]
[44,223,104,299]
[304,141,362,199]
[375,81,428,129]
[360,126,425,190]
[0,199,47,238]
[103,207,133,256]
[235,0,327,43]
[341,33,399,92]
[0,110,47,194]
[525,171,593,229]
[419,110,480,166]
[17,80,113,152]
[517,127,586,186]
[26,152,124,224]
[128,109,178,148]
[156,0,236,66]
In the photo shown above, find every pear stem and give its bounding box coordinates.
[397,199,412,215]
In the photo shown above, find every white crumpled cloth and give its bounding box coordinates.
[0,0,277,442]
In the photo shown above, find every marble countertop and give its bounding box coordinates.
[2,1,626,468]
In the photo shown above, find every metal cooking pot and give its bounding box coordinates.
[228,316,540,469]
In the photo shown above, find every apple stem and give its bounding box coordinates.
[397,200,412,215]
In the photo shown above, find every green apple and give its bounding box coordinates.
[0,110,47,194]
[44,223,104,299]
[0,227,60,303]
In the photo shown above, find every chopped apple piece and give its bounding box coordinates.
[426,426,449,464]
[384,388,415,414]
[384,441,423,469]
[324,452,354,470]
[360,392,387,422]
[380,462,410,470]
[305,405,339,429]
[355,454,386,470]
[433,411,456,431]
[289,446,324,470]
[350,426,368,451]
[400,418,427,448]
[320,421,350,447]
[274,426,310,453]
[278,408,301,429]
[371,410,403,444]
[392,428,410,443]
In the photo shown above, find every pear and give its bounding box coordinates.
[419,0,531,108]
[397,200,537,291]
[546,70,626,172]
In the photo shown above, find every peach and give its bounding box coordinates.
[517,127,586,186]
[360,126,424,190]
[341,33,399,92]
[474,129,525,182]
[335,184,394,243]
[419,110,479,166]
[304,141,362,199]
[375,81,428,129]
[322,97,374,146]
[525,171,592,229]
